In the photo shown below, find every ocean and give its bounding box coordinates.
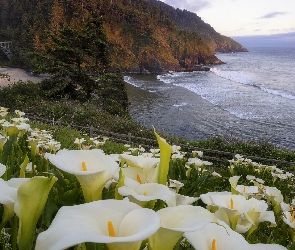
[124,47,295,150]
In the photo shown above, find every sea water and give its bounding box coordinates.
[124,47,295,150]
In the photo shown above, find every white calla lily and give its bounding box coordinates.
[45,149,119,202]
[15,176,57,250]
[0,177,30,226]
[149,205,218,250]
[175,193,198,206]
[210,194,251,230]
[35,199,160,250]
[0,163,6,176]
[200,191,232,213]
[265,186,284,204]
[184,220,287,250]
[229,175,241,194]
[0,179,18,204]
[119,154,160,169]
[118,182,176,207]
[282,211,295,228]
[210,194,251,213]
[236,185,259,197]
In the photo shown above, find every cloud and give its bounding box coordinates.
[232,32,295,47]
[162,0,211,12]
[259,12,288,19]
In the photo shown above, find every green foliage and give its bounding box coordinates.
[0,86,149,137]
[0,0,238,73]
[100,141,127,155]
[35,13,110,101]
[147,0,247,53]
[0,80,43,110]
[189,137,295,170]
[98,72,129,116]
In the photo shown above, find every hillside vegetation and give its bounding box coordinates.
[0,0,247,73]
[148,0,248,53]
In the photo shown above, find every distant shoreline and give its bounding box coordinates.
[0,67,46,88]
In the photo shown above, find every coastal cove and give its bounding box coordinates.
[1,47,295,150]
[125,47,295,150]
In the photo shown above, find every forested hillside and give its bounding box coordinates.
[0,0,246,73]
[147,0,248,53]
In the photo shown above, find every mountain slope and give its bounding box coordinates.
[0,0,246,73]
[147,0,248,53]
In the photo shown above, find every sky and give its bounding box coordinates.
[160,0,295,47]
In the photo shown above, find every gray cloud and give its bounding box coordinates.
[259,12,288,19]
[232,32,295,47]
[163,0,211,12]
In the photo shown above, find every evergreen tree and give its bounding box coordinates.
[39,12,110,100]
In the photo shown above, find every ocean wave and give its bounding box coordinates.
[157,71,195,84]
[156,74,176,84]
[124,75,173,92]
[261,87,295,100]
[210,68,295,100]
[210,67,253,85]
[124,76,141,88]
[173,102,189,107]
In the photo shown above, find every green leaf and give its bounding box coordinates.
[19,155,29,178]
[154,128,172,185]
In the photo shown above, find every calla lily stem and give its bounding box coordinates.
[11,215,18,250]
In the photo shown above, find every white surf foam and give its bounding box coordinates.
[173,102,189,107]
[124,76,141,88]
[261,87,295,100]
[210,67,254,85]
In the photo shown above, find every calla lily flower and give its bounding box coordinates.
[200,191,232,212]
[245,198,275,223]
[264,186,284,204]
[2,123,19,137]
[209,194,251,230]
[236,198,275,234]
[0,177,30,226]
[0,135,7,152]
[184,220,287,250]
[119,154,160,183]
[15,176,57,250]
[118,182,177,207]
[168,179,184,193]
[235,185,259,198]
[0,163,6,176]
[119,154,160,169]
[45,149,119,202]
[280,201,292,212]
[175,193,199,206]
[148,205,218,250]
[282,211,295,228]
[35,199,160,250]
[186,157,213,168]
[210,194,251,213]
[264,186,284,214]
[229,176,241,194]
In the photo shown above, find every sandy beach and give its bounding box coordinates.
[0,67,46,87]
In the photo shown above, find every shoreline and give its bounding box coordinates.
[0,67,46,87]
